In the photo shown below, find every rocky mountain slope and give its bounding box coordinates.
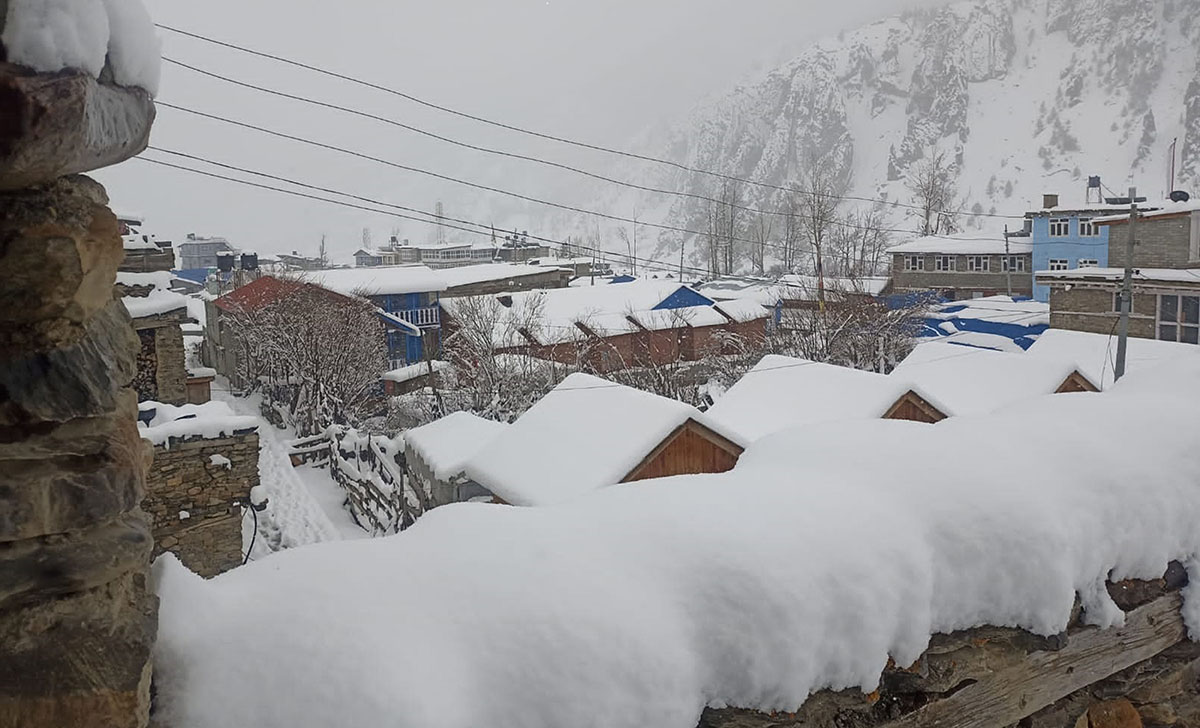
[589,0,1200,266]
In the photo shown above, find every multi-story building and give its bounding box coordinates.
[1036,197,1200,345]
[888,235,1034,300]
[1025,192,1132,302]
[178,234,236,270]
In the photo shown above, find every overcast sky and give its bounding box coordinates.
[98,0,944,263]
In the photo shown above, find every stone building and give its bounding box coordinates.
[0,49,158,728]
[140,406,260,578]
[1036,200,1200,345]
[889,234,1035,300]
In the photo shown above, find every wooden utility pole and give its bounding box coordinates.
[1114,187,1138,381]
[1003,225,1013,298]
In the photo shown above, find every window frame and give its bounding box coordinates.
[1157,293,1200,345]
[1049,218,1071,237]
[966,255,990,272]
[1001,256,1026,273]
[934,255,955,272]
[1078,218,1099,237]
[1077,259,1100,268]
[904,255,925,272]
[1048,258,1070,272]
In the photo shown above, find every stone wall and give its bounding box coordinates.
[0,176,156,727]
[1047,286,1160,339]
[130,317,186,406]
[1106,213,1200,268]
[143,431,260,578]
[700,565,1195,728]
[890,253,1035,298]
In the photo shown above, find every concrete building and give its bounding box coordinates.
[889,235,1034,300]
[1025,192,1132,302]
[178,234,236,270]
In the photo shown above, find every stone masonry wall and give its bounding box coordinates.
[152,325,186,405]
[1107,214,1199,269]
[1048,287,1160,339]
[143,431,259,578]
[0,176,156,727]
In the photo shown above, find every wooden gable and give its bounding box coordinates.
[1056,370,1100,394]
[882,390,948,424]
[622,419,744,484]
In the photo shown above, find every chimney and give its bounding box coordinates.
[1043,194,1059,209]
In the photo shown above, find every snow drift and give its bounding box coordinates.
[153,358,1200,728]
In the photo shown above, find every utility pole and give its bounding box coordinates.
[1003,225,1013,298]
[1114,186,1138,381]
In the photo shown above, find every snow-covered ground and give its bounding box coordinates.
[154,357,1200,728]
[209,386,348,559]
[292,463,371,541]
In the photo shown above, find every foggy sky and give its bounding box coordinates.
[98,0,947,262]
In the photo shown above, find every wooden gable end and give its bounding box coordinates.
[1056,370,1100,394]
[882,390,948,424]
[622,419,744,484]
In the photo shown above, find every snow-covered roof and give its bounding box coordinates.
[138,401,258,447]
[890,340,1094,416]
[436,263,567,289]
[705,355,930,443]
[443,280,718,346]
[405,412,508,481]
[382,360,451,385]
[1026,329,1200,389]
[927,296,1050,327]
[1093,199,1200,224]
[149,356,1200,728]
[3,0,161,94]
[308,266,448,296]
[889,235,1031,255]
[117,271,175,291]
[122,289,190,320]
[464,373,723,506]
[1035,268,1200,285]
[713,299,771,323]
[778,274,891,297]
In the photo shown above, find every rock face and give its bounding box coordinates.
[0,176,156,727]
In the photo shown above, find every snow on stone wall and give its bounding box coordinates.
[2,0,161,94]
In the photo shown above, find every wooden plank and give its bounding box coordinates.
[883,594,1186,728]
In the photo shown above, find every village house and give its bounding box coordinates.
[403,411,508,506]
[178,233,236,270]
[1025,188,1134,302]
[438,262,572,297]
[463,373,744,506]
[888,339,1099,414]
[440,280,771,374]
[889,234,1034,300]
[1025,328,1200,388]
[1035,198,1200,345]
[704,354,948,444]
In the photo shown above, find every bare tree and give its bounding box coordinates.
[780,185,806,274]
[227,282,389,436]
[908,147,961,236]
[750,209,773,277]
[827,207,892,279]
[797,161,844,307]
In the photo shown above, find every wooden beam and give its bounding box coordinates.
[882,594,1186,728]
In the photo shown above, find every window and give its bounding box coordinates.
[1078,259,1099,268]
[967,256,990,272]
[1048,259,1070,271]
[1158,295,1200,345]
[935,255,955,272]
[1113,292,1134,314]
[1049,218,1070,237]
[1078,218,1099,237]
[904,255,925,272]
[1002,256,1026,272]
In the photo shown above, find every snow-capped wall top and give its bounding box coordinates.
[2,0,161,95]
[150,356,1200,728]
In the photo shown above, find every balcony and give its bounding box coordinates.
[389,306,440,327]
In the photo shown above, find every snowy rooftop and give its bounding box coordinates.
[138,401,258,447]
[1093,199,1200,224]
[705,355,927,443]
[464,373,723,506]
[928,296,1050,326]
[435,263,567,289]
[151,357,1200,728]
[404,411,508,481]
[778,274,891,297]
[1035,268,1200,285]
[1026,329,1200,389]
[382,360,451,385]
[122,289,191,320]
[890,340,1093,416]
[443,280,720,346]
[889,234,1032,255]
[2,0,162,94]
[308,266,448,296]
[117,271,176,291]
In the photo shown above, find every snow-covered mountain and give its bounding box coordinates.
[585,0,1200,265]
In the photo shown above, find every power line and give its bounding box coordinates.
[156,22,1025,222]
[160,54,1024,224]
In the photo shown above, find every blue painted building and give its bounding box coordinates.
[1027,201,1129,302]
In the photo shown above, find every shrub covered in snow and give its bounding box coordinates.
[152,358,1200,728]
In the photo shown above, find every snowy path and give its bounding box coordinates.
[211,385,345,559]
